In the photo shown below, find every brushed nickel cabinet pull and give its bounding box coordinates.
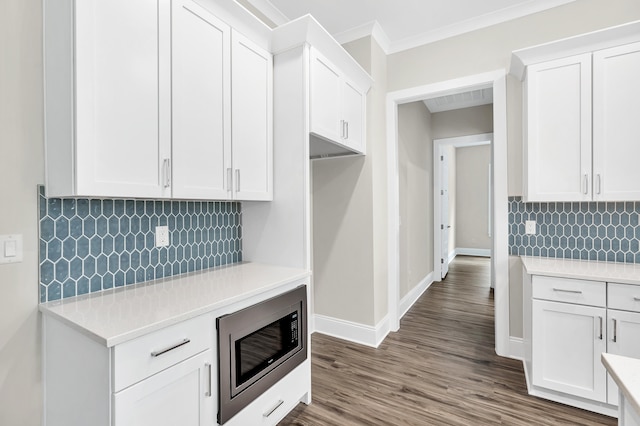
[552,288,582,294]
[583,174,588,195]
[346,121,349,139]
[235,169,240,193]
[150,338,190,357]
[263,400,284,418]
[226,168,232,192]
[598,316,603,340]
[613,319,617,343]
[596,174,602,195]
[205,363,212,397]
[163,158,171,188]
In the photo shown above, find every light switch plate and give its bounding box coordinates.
[155,226,169,248]
[525,220,536,235]
[0,234,23,264]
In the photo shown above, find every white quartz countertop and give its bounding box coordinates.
[602,353,640,416]
[521,257,640,285]
[39,262,310,347]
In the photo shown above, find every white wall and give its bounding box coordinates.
[455,145,492,251]
[397,102,432,298]
[0,0,44,424]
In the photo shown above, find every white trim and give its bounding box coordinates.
[448,250,457,264]
[386,68,510,357]
[388,0,576,54]
[508,337,525,360]
[313,314,390,348]
[242,0,289,26]
[455,248,492,257]
[399,273,434,319]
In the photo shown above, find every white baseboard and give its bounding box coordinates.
[399,272,433,319]
[508,336,524,360]
[455,247,491,257]
[447,250,456,264]
[313,314,390,348]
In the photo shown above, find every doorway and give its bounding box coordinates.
[386,70,510,357]
[434,134,493,283]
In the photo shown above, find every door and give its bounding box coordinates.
[440,148,450,279]
[172,0,231,199]
[525,54,592,202]
[593,41,640,201]
[231,30,273,201]
[532,300,607,402]
[309,49,342,143]
[607,310,640,405]
[113,350,214,426]
[341,79,364,154]
[74,0,171,198]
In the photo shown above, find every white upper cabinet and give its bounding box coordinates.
[524,54,592,202]
[310,48,366,155]
[231,30,273,201]
[44,0,272,201]
[172,0,231,200]
[522,40,640,202]
[45,0,172,198]
[592,42,640,201]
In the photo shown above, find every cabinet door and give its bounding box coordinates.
[607,310,640,405]
[341,79,365,154]
[172,0,231,200]
[593,42,640,201]
[310,49,342,143]
[231,30,273,201]
[524,54,592,202]
[113,350,214,426]
[74,0,171,198]
[532,300,607,402]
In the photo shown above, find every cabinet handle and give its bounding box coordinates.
[150,338,190,357]
[226,168,232,192]
[552,288,582,294]
[235,169,240,193]
[633,297,640,301]
[340,120,345,139]
[613,318,617,343]
[596,174,601,195]
[205,363,212,397]
[163,158,171,188]
[598,316,603,340]
[263,400,284,418]
[345,121,349,139]
[583,174,588,195]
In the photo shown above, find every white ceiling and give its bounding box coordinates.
[244,0,575,54]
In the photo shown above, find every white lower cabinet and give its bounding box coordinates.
[113,350,214,426]
[527,272,640,416]
[532,299,607,402]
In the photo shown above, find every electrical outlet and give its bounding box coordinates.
[155,226,169,248]
[525,220,536,235]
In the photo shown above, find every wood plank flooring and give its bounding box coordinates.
[280,256,615,425]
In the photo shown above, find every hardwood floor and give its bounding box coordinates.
[280,256,615,425]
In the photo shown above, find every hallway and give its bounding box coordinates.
[281,256,615,425]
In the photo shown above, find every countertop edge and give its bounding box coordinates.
[39,265,311,347]
[521,256,640,285]
[602,353,640,416]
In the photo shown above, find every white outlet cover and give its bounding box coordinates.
[155,226,170,248]
[525,220,536,235]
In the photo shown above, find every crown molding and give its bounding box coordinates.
[333,20,392,54]
[241,0,289,26]
[387,0,576,54]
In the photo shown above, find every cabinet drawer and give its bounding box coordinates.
[113,314,213,392]
[226,361,310,426]
[608,283,640,312]
[532,276,605,307]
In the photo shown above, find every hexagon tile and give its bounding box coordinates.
[38,187,242,303]
[508,197,640,264]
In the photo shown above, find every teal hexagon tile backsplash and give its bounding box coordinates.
[38,186,242,302]
[508,197,640,264]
